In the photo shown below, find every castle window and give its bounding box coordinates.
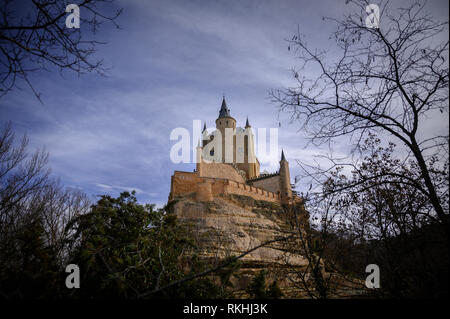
[210,149,214,156]
[226,120,228,125]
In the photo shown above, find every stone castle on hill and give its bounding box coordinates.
[169,97,298,204]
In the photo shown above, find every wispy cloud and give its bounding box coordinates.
[1,0,448,205]
[96,183,145,195]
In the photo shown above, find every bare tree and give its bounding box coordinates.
[30,179,91,265]
[0,122,90,298]
[0,121,50,221]
[271,0,449,224]
[0,0,122,101]
[277,196,371,298]
[326,135,448,297]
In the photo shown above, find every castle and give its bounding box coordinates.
[169,97,296,204]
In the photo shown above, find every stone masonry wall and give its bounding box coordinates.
[248,175,280,194]
[200,162,246,184]
[170,171,281,203]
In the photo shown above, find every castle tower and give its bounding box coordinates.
[201,122,210,148]
[196,139,203,175]
[215,96,236,163]
[239,117,258,179]
[279,149,292,202]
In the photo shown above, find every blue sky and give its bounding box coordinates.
[0,0,448,206]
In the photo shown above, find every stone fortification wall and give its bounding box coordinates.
[170,171,281,203]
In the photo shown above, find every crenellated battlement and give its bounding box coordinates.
[169,171,282,203]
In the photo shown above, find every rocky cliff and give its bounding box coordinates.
[168,193,312,297]
[169,193,368,298]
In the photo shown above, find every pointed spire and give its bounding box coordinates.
[281,149,286,161]
[218,96,231,118]
[202,122,207,132]
[245,116,250,128]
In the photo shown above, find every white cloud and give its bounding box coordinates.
[96,183,144,195]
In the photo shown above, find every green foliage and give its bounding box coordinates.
[66,191,227,298]
[247,270,267,298]
[267,280,284,299]
[0,218,63,298]
[246,270,283,299]
[216,258,242,298]
[0,124,241,299]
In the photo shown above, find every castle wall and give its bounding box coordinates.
[224,180,280,203]
[199,162,246,184]
[196,180,213,201]
[248,175,281,194]
[169,171,281,203]
[170,171,199,197]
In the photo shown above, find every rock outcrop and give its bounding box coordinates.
[170,193,312,297]
[169,193,369,298]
